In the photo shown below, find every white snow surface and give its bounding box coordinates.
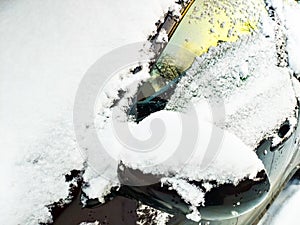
[0,0,176,224]
[281,0,300,75]
[83,0,297,217]
[95,100,265,222]
[161,177,204,222]
[119,111,265,184]
[161,177,205,207]
[258,1,300,224]
[2,0,300,224]
[156,29,169,43]
[82,64,153,202]
[266,0,300,73]
[90,0,300,221]
[79,222,100,225]
[167,33,297,149]
[82,166,119,204]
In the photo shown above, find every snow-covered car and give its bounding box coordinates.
[113,0,300,224]
[48,0,300,225]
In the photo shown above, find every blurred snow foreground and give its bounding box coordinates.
[0,0,300,225]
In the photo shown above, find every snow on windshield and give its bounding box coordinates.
[167,33,297,149]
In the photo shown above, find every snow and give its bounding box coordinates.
[136,203,172,225]
[161,177,204,222]
[103,106,265,220]
[283,1,300,75]
[270,185,300,224]
[91,27,282,191]
[0,0,175,224]
[93,92,265,219]
[167,33,297,149]
[79,222,100,225]
[168,2,182,19]
[161,177,205,207]
[266,0,300,74]
[94,63,151,130]
[258,1,300,224]
[1,0,300,224]
[82,167,118,204]
[186,206,202,222]
[81,63,161,201]
[156,29,169,43]
[111,108,265,184]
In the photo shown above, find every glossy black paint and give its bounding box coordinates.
[117,166,270,221]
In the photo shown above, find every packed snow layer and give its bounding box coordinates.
[95,90,265,185]
[92,69,266,222]
[0,0,176,224]
[167,33,297,149]
[119,110,265,184]
[91,22,286,191]
[92,1,299,219]
[161,178,204,222]
[2,0,300,224]
[279,0,300,74]
[89,0,289,212]
[82,64,153,202]
[82,166,118,204]
[161,177,205,207]
[0,121,84,225]
[258,1,300,224]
